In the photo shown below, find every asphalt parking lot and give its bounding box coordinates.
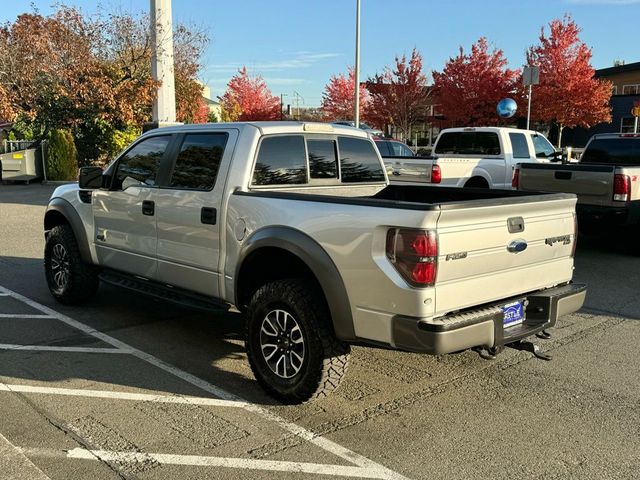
[0,183,639,480]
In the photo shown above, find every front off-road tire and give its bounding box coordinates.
[44,224,99,304]
[245,279,350,404]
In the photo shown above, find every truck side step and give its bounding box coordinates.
[99,270,230,313]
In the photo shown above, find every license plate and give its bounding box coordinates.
[502,301,524,328]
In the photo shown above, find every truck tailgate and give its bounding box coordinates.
[518,163,615,205]
[435,195,576,316]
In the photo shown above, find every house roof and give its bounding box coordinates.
[595,61,640,77]
[203,96,220,106]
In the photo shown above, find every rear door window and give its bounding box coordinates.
[434,132,501,155]
[338,136,385,183]
[252,135,307,185]
[581,138,640,165]
[170,133,228,190]
[509,132,531,159]
[307,139,338,179]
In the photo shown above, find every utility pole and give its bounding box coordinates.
[280,93,288,120]
[293,91,304,120]
[353,0,361,128]
[150,0,177,127]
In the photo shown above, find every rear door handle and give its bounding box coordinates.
[142,200,155,216]
[201,207,217,225]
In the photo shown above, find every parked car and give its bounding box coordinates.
[43,121,585,403]
[384,127,559,188]
[331,120,384,136]
[374,138,415,157]
[514,133,640,231]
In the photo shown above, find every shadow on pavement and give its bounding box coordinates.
[0,256,283,407]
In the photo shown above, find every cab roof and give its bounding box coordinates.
[139,121,370,139]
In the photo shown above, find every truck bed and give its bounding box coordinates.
[235,184,577,319]
[241,184,574,210]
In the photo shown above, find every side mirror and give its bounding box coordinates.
[551,150,564,162]
[79,166,104,189]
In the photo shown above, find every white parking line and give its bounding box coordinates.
[0,344,130,354]
[0,285,409,480]
[0,384,248,408]
[18,447,396,479]
[64,448,397,479]
[0,433,50,480]
[0,314,54,318]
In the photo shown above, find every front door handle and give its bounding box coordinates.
[142,200,155,216]
[201,207,217,225]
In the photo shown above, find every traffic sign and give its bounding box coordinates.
[523,66,540,86]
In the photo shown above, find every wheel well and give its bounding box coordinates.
[464,176,490,188]
[44,210,70,235]
[236,247,325,312]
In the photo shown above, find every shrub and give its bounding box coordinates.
[46,129,78,180]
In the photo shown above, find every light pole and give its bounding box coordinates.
[150,0,177,126]
[353,0,361,128]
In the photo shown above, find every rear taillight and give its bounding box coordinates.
[386,228,438,287]
[430,164,441,184]
[512,167,520,189]
[613,174,630,202]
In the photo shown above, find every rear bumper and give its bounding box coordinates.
[392,283,587,354]
[577,202,640,227]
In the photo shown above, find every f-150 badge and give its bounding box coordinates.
[545,235,571,246]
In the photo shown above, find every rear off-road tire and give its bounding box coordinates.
[245,279,350,404]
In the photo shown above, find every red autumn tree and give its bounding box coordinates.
[320,67,371,122]
[367,48,429,137]
[220,67,280,121]
[433,37,523,127]
[527,16,612,146]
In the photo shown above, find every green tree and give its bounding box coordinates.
[46,129,78,180]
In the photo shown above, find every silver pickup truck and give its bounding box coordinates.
[43,122,586,403]
[515,133,640,231]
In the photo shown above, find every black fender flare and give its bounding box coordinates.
[44,198,92,264]
[235,226,356,342]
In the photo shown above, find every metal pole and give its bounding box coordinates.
[280,94,285,120]
[635,116,639,134]
[526,84,532,130]
[41,140,48,184]
[150,0,176,125]
[353,0,361,128]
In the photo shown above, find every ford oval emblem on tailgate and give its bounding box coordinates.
[507,240,528,253]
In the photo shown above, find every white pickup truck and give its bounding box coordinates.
[384,127,559,188]
[43,122,585,403]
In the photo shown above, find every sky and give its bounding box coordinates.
[1,0,639,107]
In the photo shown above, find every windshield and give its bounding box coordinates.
[581,137,640,165]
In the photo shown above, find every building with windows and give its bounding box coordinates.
[563,61,640,147]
